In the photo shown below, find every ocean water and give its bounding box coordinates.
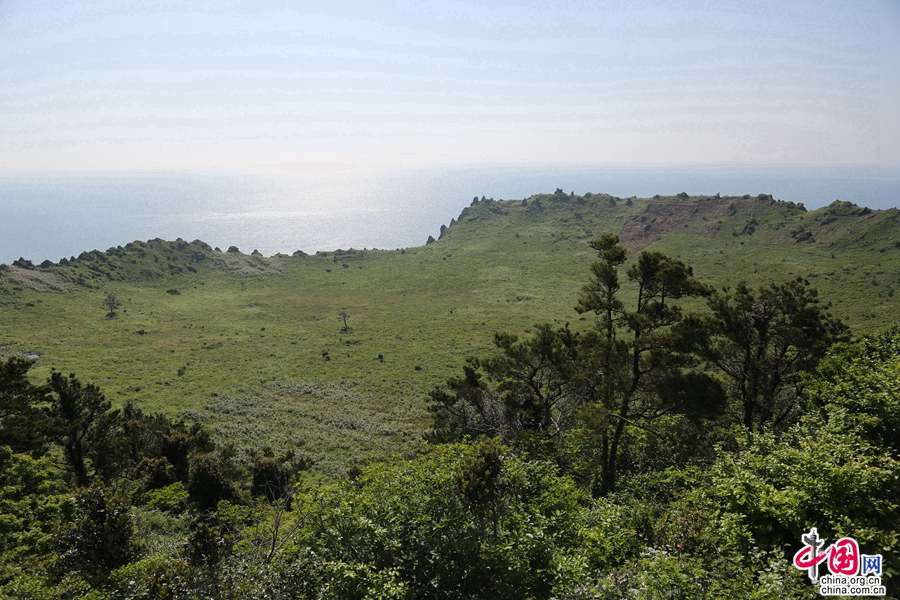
[1,163,897,265]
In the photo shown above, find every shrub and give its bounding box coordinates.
[188,453,235,511]
[55,486,137,580]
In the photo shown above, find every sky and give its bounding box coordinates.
[1,0,898,172]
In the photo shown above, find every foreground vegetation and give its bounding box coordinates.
[3,326,898,597]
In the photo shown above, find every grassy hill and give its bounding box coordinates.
[2,191,898,474]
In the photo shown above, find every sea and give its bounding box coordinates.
[1,163,898,265]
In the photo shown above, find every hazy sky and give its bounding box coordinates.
[1,0,898,172]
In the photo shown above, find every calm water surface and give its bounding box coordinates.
[1,163,897,264]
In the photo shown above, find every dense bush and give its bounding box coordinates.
[55,486,137,581]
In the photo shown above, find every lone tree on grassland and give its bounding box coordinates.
[102,293,121,319]
[338,311,351,333]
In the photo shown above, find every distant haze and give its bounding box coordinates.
[2,163,897,265]
[257,163,358,173]
[1,0,899,172]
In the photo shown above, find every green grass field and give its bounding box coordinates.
[3,192,898,474]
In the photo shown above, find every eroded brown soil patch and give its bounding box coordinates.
[619,197,737,252]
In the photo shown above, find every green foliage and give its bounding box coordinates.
[581,549,814,600]
[119,403,193,488]
[705,409,900,589]
[0,357,47,453]
[250,449,303,502]
[1,323,898,597]
[186,515,234,566]
[45,372,121,487]
[432,234,719,495]
[699,277,849,430]
[572,235,713,495]
[484,324,584,433]
[55,485,137,580]
[571,334,900,595]
[145,482,189,513]
[558,468,817,598]
[109,555,202,600]
[427,324,584,443]
[292,441,585,599]
[454,437,508,542]
[0,446,70,566]
[455,437,504,508]
[102,292,121,318]
[811,324,900,455]
[0,572,107,600]
[187,451,237,512]
[199,380,420,478]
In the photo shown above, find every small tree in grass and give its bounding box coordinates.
[338,311,351,333]
[102,293,121,319]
